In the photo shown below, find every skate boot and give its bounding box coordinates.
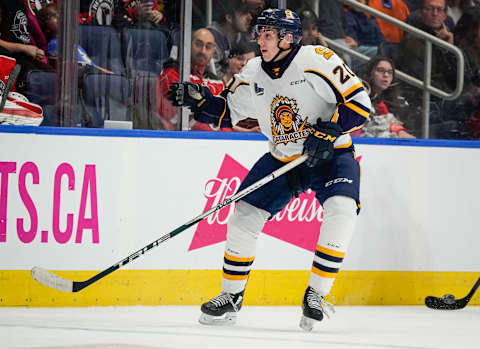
[299,286,335,332]
[199,290,244,326]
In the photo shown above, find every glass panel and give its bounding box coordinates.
[0,0,59,127]
[155,0,266,132]
[4,0,476,140]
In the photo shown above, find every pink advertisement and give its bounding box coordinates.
[0,161,99,245]
[190,154,324,253]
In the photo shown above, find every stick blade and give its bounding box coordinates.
[424,295,465,310]
[31,267,74,293]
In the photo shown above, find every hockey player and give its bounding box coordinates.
[168,8,371,331]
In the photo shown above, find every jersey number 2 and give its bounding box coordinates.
[333,63,355,84]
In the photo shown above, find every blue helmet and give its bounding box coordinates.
[255,8,303,44]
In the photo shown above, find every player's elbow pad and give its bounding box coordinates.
[194,94,233,128]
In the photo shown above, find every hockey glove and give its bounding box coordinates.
[303,121,343,167]
[167,82,212,112]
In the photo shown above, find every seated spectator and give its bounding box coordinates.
[221,41,258,86]
[245,0,268,17]
[37,3,113,74]
[316,0,356,66]
[23,0,52,56]
[120,0,166,28]
[156,28,229,131]
[208,0,253,78]
[368,0,410,44]
[298,9,328,47]
[79,0,130,27]
[221,41,260,133]
[396,0,459,138]
[359,56,414,138]
[344,0,385,70]
[452,7,480,138]
[404,0,423,11]
[406,0,455,38]
[446,0,479,24]
[0,0,53,92]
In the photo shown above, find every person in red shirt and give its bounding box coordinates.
[156,27,227,131]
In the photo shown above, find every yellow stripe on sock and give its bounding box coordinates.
[224,252,255,263]
[317,245,345,258]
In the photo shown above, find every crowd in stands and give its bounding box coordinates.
[0,0,479,140]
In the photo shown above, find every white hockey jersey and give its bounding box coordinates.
[225,45,372,161]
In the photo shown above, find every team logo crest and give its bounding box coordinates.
[270,95,310,145]
[89,0,114,25]
[27,0,52,15]
[12,11,30,44]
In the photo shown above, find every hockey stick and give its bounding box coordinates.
[425,276,480,310]
[0,64,21,112]
[31,154,308,293]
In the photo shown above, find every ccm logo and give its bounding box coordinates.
[325,177,353,187]
[290,79,305,85]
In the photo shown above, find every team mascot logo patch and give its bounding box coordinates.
[270,95,310,145]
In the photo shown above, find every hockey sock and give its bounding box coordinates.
[222,200,269,294]
[308,195,357,295]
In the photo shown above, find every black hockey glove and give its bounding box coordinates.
[303,121,343,167]
[167,82,212,112]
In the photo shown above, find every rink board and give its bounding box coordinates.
[0,126,479,306]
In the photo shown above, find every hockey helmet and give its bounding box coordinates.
[254,8,303,44]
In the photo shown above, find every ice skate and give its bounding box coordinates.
[299,286,335,332]
[198,291,244,326]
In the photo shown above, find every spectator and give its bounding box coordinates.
[298,9,328,46]
[120,0,166,28]
[245,0,268,17]
[368,0,410,44]
[359,56,415,138]
[221,41,258,86]
[404,0,422,11]
[344,0,385,70]
[396,0,459,138]
[23,0,54,56]
[0,0,53,92]
[316,0,356,66]
[79,0,130,27]
[208,0,253,78]
[156,28,227,131]
[37,3,113,74]
[446,0,479,24]
[222,41,260,133]
[452,7,480,138]
[406,0,455,36]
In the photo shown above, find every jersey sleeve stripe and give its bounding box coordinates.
[226,76,236,90]
[216,96,228,128]
[344,86,365,101]
[231,81,250,93]
[304,69,345,104]
[344,101,370,118]
[331,109,339,123]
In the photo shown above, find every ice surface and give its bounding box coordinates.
[1,306,479,349]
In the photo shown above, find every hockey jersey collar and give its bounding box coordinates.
[261,45,300,80]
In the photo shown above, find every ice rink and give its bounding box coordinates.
[1,305,479,349]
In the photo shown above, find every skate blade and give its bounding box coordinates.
[199,312,237,326]
[299,315,315,332]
